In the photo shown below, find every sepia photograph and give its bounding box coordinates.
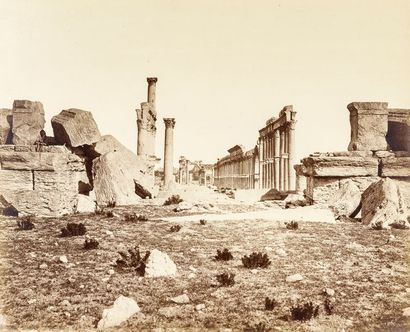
[0,0,409,331]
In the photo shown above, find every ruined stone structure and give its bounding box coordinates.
[259,105,296,191]
[213,105,296,191]
[301,102,410,207]
[136,78,158,158]
[213,145,258,189]
[177,157,214,186]
[163,118,176,188]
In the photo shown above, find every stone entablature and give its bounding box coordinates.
[258,105,296,191]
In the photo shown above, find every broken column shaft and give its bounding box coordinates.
[163,118,176,187]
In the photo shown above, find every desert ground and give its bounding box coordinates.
[0,191,409,332]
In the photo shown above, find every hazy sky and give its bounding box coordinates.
[1,0,409,165]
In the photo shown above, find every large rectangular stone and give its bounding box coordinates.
[380,157,410,177]
[0,169,33,191]
[12,100,45,145]
[302,156,379,177]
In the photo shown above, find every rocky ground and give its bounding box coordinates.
[0,201,409,331]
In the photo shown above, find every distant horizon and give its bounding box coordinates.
[1,0,409,166]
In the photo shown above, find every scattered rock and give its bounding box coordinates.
[144,249,177,278]
[361,178,409,229]
[105,230,114,236]
[59,255,68,264]
[158,306,181,318]
[97,295,140,329]
[403,307,410,317]
[328,180,361,218]
[39,263,48,269]
[286,274,304,283]
[11,100,45,145]
[188,273,196,279]
[75,194,96,213]
[51,108,101,147]
[174,201,193,212]
[170,294,190,304]
[323,288,335,296]
[195,304,205,311]
[60,300,70,306]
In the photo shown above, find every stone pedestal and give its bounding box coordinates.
[347,102,389,151]
[163,118,176,188]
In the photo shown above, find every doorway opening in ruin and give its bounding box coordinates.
[386,121,409,152]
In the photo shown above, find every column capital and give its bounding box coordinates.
[147,77,158,84]
[163,118,176,128]
[289,120,297,130]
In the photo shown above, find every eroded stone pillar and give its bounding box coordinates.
[274,130,280,189]
[347,102,389,151]
[163,118,176,187]
[288,121,296,190]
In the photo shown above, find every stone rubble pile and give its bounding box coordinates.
[0,100,156,217]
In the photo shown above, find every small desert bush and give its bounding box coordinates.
[244,322,268,332]
[17,217,34,230]
[290,302,319,321]
[216,272,235,287]
[170,225,182,232]
[163,195,183,206]
[84,238,99,250]
[324,298,333,315]
[116,246,150,276]
[285,221,299,230]
[242,252,271,269]
[199,219,207,225]
[124,212,148,222]
[265,297,278,311]
[214,248,233,261]
[107,200,116,208]
[61,223,86,237]
[105,210,114,218]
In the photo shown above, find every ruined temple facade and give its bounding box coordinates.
[213,105,296,191]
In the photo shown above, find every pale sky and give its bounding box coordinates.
[1,0,409,165]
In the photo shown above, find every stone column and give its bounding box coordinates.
[280,129,285,191]
[274,130,280,189]
[163,118,176,188]
[185,160,189,184]
[147,77,158,107]
[268,135,272,188]
[294,164,306,195]
[258,137,263,189]
[288,121,296,191]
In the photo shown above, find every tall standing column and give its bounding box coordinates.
[288,121,296,191]
[279,129,285,191]
[185,160,190,184]
[147,77,157,107]
[274,130,280,189]
[163,118,176,188]
[258,138,263,189]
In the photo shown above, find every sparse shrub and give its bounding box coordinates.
[116,246,150,276]
[200,219,207,225]
[244,322,268,332]
[214,248,233,261]
[124,212,148,222]
[290,302,319,321]
[105,210,114,218]
[163,195,183,206]
[17,217,34,230]
[371,222,384,230]
[324,298,333,315]
[107,200,116,208]
[216,272,235,287]
[242,252,271,269]
[170,225,182,232]
[61,223,86,237]
[265,297,278,311]
[285,221,299,230]
[84,238,99,250]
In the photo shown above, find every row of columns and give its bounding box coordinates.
[259,121,296,191]
[213,156,256,189]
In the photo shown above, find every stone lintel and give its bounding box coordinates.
[388,108,410,124]
[347,102,388,112]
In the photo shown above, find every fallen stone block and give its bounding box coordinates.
[11,100,45,145]
[380,157,410,177]
[97,295,140,329]
[75,193,96,213]
[0,108,12,144]
[51,109,101,147]
[361,178,409,229]
[144,249,177,278]
[93,134,126,156]
[328,180,361,218]
[92,149,153,206]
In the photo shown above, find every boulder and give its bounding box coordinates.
[170,294,190,304]
[51,109,101,147]
[92,149,154,206]
[97,295,140,329]
[361,178,409,229]
[174,201,193,212]
[328,180,361,218]
[0,108,12,144]
[144,249,177,278]
[11,100,45,145]
[75,193,96,213]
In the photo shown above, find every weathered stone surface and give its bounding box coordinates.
[97,295,140,329]
[0,151,85,217]
[305,177,340,204]
[51,109,101,147]
[11,100,45,145]
[361,178,409,229]
[93,135,126,156]
[0,145,14,152]
[75,193,96,213]
[0,108,12,144]
[92,148,153,206]
[380,157,410,177]
[328,180,361,218]
[347,102,389,151]
[144,249,177,278]
[302,156,378,177]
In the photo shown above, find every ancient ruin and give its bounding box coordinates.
[177,157,214,186]
[213,105,296,191]
[163,118,176,188]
